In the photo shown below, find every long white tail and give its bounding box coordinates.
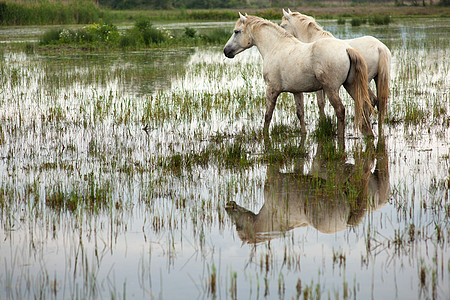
[376,47,391,124]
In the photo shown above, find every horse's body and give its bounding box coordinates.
[224,14,374,142]
[281,9,391,135]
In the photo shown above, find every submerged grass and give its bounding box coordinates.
[154,124,307,174]
[313,115,337,139]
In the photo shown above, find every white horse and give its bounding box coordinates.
[281,9,391,135]
[224,13,374,143]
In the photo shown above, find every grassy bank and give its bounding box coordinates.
[0,0,112,25]
[1,1,449,26]
[114,5,449,23]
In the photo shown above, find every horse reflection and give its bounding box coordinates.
[226,138,389,243]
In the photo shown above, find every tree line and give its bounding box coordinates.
[98,0,248,9]
[97,0,448,10]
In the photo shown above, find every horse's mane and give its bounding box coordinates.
[291,12,334,39]
[244,15,294,39]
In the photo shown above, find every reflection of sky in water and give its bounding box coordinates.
[171,47,263,94]
[0,19,449,299]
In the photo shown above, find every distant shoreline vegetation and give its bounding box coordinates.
[0,1,106,25]
[36,13,391,50]
[0,0,449,26]
[38,18,232,50]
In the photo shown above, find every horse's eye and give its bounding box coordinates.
[234,30,241,35]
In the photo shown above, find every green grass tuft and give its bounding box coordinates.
[369,14,392,25]
[351,17,367,26]
[313,115,337,139]
[337,17,346,25]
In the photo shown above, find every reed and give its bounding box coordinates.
[369,14,391,25]
[351,16,367,26]
[0,0,106,25]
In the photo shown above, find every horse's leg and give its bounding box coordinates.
[367,83,379,134]
[374,75,387,137]
[293,92,307,134]
[369,85,378,108]
[316,90,326,118]
[374,47,391,137]
[322,87,345,148]
[264,86,280,134]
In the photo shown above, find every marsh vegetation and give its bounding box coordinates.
[1,0,447,27]
[0,17,449,299]
[37,17,231,49]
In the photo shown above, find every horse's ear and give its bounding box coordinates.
[239,12,247,23]
[288,8,293,14]
[282,8,291,20]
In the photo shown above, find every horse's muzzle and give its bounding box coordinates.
[223,46,235,58]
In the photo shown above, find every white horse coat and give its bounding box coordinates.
[281,9,391,135]
[224,14,373,143]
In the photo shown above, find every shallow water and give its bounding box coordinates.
[0,18,449,299]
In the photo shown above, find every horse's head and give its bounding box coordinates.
[280,9,301,37]
[225,201,260,243]
[281,9,326,42]
[223,13,254,59]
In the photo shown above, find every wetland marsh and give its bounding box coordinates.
[0,17,449,299]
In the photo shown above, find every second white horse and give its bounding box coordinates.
[281,9,391,135]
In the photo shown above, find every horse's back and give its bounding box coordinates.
[345,36,391,80]
[310,38,352,85]
[264,42,323,92]
[346,35,389,52]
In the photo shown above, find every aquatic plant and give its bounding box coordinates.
[351,17,367,26]
[369,14,391,25]
[38,17,231,49]
[313,115,337,139]
[337,17,346,25]
[184,27,197,38]
[0,0,105,25]
[39,23,120,45]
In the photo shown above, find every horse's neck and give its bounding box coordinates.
[313,30,334,41]
[296,22,334,42]
[251,25,293,58]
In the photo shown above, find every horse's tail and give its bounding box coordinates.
[346,47,372,132]
[376,46,391,123]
